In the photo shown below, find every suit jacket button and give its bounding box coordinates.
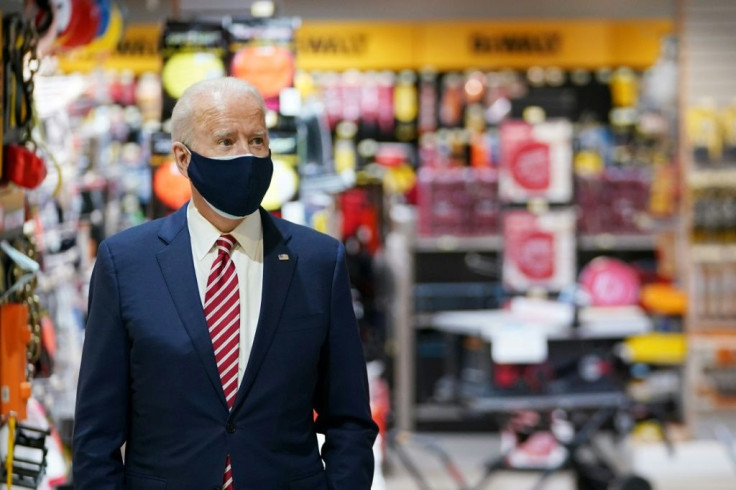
[226,421,236,433]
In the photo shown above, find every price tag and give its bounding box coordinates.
[491,325,548,364]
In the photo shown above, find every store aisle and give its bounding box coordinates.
[383,432,574,490]
[381,432,736,490]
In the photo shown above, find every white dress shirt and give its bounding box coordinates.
[187,201,263,388]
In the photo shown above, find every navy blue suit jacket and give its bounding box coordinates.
[73,205,377,489]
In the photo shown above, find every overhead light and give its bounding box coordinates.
[251,1,275,18]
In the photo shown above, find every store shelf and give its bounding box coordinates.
[415,403,466,423]
[414,309,652,340]
[414,235,503,253]
[578,234,657,251]
[691,244,736,263]
[415,233,656,252]
[687,318,736,332]
[687,168,736,188]
[465,391,627,413]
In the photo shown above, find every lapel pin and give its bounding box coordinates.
[278,254,290,261]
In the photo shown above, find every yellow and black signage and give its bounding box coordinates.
[295,21,417,71]
[57,23,162,74]
[296,19,673,71]
[298,33,369,56]
[58,19,673,75]
[470,32,562,55]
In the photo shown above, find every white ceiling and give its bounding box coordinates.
[177,0,676,19]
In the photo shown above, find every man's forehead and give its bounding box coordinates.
[194,95,265,125]
[196,89,260,111]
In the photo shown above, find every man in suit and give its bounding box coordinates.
[73,77,378,489]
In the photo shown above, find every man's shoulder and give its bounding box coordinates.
[271,214,340,252]
[102,216,169,252]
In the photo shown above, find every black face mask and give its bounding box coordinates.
[186,148,274,218]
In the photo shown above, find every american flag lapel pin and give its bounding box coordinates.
[278,254,290,261]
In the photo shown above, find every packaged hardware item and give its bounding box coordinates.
[160,21,227,121]
[226,17,297,111]
[576,167,651,234]
[499,120,573,203]
[502,209,576,291]
[417,167,499,237]
[418,69,438,135]
[579,257,641,307]
[394,70,418,142]
[721,100,736,163]
[687,102,722,166]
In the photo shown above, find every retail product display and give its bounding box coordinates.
[376,37,686,437]
[0,10,66,487]
[416,167,499,237]
[687,100,736,168]
[503,209,576,292]
[227,18,297,109]
[579,257,642,307]
[576,169,651,235]
[5,3,734,487]
[689,335,736,410]
[160,21,227,118]
[685,93,736,331]
[499,119,573,204]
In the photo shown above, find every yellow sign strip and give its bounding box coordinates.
[57,19,673,75]
[296,19,673,71]
[295,21,418,71]
[57,23,163,75]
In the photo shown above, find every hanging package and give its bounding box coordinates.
[226,17,298,111]
[160,21,227,121]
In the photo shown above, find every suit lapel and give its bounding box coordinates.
[156,205,228,410]
[232,208,296,412]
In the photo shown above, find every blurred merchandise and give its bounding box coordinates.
[152,160,190,210]
[160,21,227,120]
[576,168,651,235]
[610,67,639,109]
[619,333,687,366]
[226,17,298,111]
[499,120,573,204]
[502,209,576,292]
[394,70,418,142]
[417,166,499,237]
[579,257,641,307]
[722,99,736,162]
[687,100,736,167]
[689,335,736,411]
[640,283,687,317]
[690,261,736,323]
[691,188,736,243]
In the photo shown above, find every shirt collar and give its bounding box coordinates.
[187,201,262,261]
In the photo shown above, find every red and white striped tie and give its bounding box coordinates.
[204,234,240,490]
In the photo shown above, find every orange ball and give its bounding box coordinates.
[230,45,294,99]
[154,161,191,210]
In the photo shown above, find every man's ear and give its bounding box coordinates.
[172,142,191,178]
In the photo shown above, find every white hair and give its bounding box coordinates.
[170,77,266,148]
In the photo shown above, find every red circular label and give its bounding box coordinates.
[517,231,555,279]
[580,257,641,306]
[511,142,551,191]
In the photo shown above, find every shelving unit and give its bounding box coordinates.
[687,168,736,189]
[577,234,658,252]
[414,235,503,253]
[390,206,663,430]
[414,233,658,253]
[680,0,736,437]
